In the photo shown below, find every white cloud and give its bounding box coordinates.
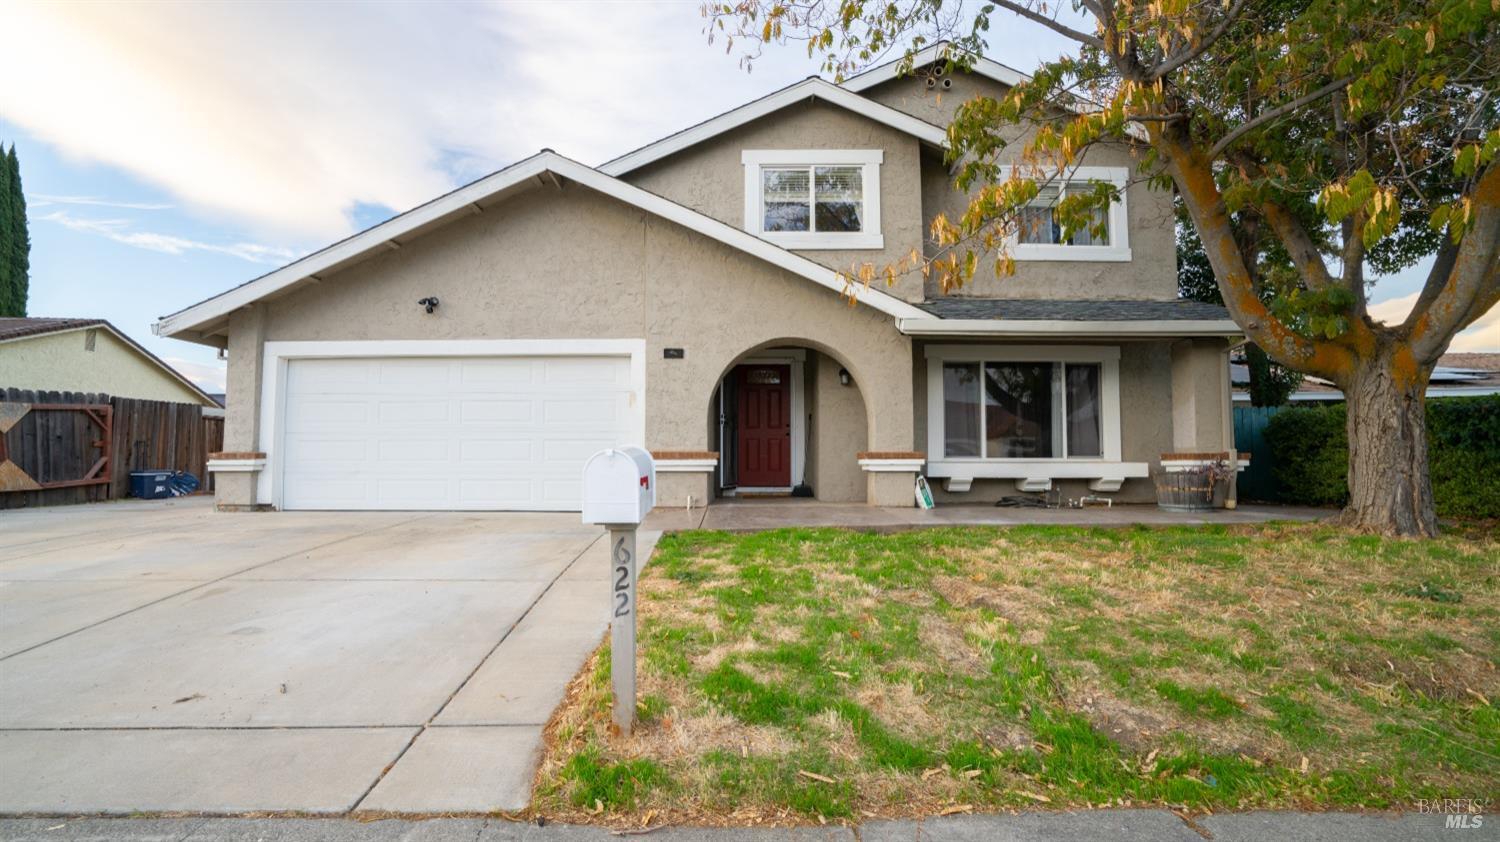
[0,0,1081,248]
[0,1,752,241]
[163,356,227,393]
[27,194,174,211]
[39,210,299,265]
[1367,292,1500,353]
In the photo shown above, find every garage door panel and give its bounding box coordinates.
[459,358,538,385]
[286,400,370,428]
[544,357,631,385]
[281,355,633,511]
[459,400,534,424]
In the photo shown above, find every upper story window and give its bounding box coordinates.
[743,150,883,250]
[1004,166,1132,262]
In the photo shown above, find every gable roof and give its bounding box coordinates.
[839,43,1031,93]
[598,77,948,177]
[841,41,1149,142]
[1,317,220,407]
[153,151,930,342]
[0,317,109,342]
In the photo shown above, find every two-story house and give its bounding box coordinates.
[155,45,1241,512]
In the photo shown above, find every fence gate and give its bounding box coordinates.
[1233,406,1283,502]
[0,401,113,494]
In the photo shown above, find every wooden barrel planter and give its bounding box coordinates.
[1154,467,1219,512]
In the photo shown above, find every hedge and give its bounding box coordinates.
[1263,393,1500,519]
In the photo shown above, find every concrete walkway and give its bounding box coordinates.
[0,498,659,815]
[0,810,1481,840]
[645,499,1328,533]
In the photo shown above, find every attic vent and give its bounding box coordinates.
[84,329,97,352]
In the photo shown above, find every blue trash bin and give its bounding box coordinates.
[130,470,175,500]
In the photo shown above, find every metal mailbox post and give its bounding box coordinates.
[581,446,656,736]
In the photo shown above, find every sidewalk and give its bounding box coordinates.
[0,810,1481,841]
[642,500,1327,533]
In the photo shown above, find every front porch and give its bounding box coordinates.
[643,497,1328,533]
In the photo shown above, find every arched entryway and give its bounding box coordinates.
[708,340,870,503]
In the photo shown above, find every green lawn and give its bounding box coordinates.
[534,523,1499,824]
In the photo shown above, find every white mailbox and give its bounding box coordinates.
[581,446,656,526]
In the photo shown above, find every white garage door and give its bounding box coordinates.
[279,355,635,511]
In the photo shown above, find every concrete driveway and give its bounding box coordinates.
[0,497,644,815]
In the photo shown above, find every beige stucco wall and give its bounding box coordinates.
[1170,338,1233,453]
[222,183,916,508]
[0,328,212,406]
[807,350,868,502]
[864,72,1178,301]
[624,101,930,303]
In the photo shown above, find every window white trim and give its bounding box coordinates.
[254,338,647,510]
[924,344,1126,479]
[999,165,1132,262]
[742,149,884,250]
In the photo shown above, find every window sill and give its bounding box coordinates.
[926,459,1148,480]
[1012,245,1132,262]
[757,231,885,251]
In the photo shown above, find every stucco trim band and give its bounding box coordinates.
[207,457,266,473]
[857,458,926,472]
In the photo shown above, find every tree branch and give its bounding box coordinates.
[1410,162,1500,362]
[1207,77,1353,160]
[991,1,1105,49]
[1164,137,1352,380]
[1148,0,1249,81]
[1257,198,1336,289]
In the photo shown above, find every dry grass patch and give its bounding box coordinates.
[533,523,1499,824]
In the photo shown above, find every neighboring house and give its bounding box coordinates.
[1231,352,1500,405]
[0,317,220,408]
[155,44,1242,512]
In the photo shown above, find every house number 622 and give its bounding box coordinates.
[612,534,633,618]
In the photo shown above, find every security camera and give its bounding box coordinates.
[418,296,439,314]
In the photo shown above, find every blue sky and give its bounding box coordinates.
[2,2,1492,393]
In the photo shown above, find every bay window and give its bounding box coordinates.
[928,346,1122,466]
[941,361,1102,459]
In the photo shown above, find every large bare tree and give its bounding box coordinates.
[705,0,1499,535]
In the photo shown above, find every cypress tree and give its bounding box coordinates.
[0,143,14,316]
[4,145,29,317]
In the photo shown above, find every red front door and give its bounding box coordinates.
[735,364,791,487]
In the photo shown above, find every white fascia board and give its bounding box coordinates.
[840,44,1029,91]
[156,152,928,337]
[155,153,555,339]
[840,42,1149,142]
[899,318,1243,338]
[598,78,948,177]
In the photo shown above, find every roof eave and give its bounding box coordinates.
[598,78,949,177]
[898,317,1244,338]
[155,152,928,340]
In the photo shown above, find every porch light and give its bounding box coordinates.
[839,368,852,386]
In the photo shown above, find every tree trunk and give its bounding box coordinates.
[1340,346,1437,537]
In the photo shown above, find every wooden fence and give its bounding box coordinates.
[0,388,223,509]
